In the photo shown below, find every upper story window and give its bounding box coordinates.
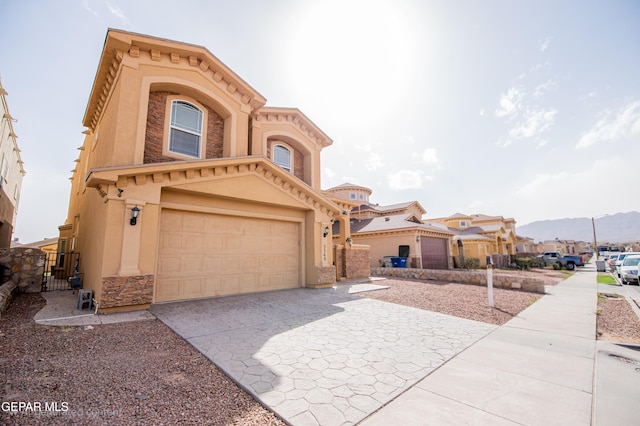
[349,193,356,200]
[273,144,291,172]
[169,100,203,158]
[459,220,468,228]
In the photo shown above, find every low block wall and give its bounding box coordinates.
[0,247,46,293]
[371,267,546,294]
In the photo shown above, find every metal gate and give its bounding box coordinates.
[42,252,81,291]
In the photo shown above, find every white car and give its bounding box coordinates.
[616,252,640,278]
[620,255,640,285]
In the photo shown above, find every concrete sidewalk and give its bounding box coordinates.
[362,266,599,426]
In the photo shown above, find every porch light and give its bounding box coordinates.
[323,226,330,238]
[130,206,140,226]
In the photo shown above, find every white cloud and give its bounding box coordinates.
[366,153,384,171]
[576,100,640,149]
[323,167,336,179]
[538,36,553,52]
[509,108,557,139]
[81,0,98,16]
[495,87,525,118]
[105,1,130,25]
[422,148,442,170]
[387,170,423,190]
[533,79,556,99]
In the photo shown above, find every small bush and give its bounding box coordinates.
[461,258,480,269]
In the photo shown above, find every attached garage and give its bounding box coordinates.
[155,209,302,302]
[421,237,449,270]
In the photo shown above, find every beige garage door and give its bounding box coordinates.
[156,209,301,302]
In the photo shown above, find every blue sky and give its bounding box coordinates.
[1,0,639,243]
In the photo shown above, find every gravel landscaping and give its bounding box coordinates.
[597,293,640,344]
[358,279,541,326]
[2,270,638,425]
[0,293,285,426]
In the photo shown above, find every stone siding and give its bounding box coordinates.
[312,266,336,288]
[372,267,546,294]
[100,274,154,309]
[0,247,46,293]
[343,245,371,280]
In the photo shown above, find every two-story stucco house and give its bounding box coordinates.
[59,29,360,312]
[430,213,518,267]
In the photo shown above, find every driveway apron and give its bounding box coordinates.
[151,285,496,425]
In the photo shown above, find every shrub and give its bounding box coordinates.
[461,258,480,270]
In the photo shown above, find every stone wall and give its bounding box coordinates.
[341,245,371,280]
[312,266,336,288]
[372,267,546,294]
[0,281,17,319]
[100,274,154,310]
[0,247,46,293]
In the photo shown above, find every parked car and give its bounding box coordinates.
[620,254,640,285]
[607,253,620,272]
[539,251,585,270]
[616,252,640,278]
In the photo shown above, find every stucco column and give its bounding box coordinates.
[117,200,146,276]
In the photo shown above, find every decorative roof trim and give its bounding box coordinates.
[253,107,333,149]
[85,156,341,217]
[83,29,267,131]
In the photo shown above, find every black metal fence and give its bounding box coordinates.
[41,252,81,292]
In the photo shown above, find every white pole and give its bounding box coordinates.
[487,263,494,307]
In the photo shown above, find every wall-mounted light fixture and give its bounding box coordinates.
[346,237,353,244]
[117,188,124,197]
[416,235,421,242]
[130,206,140,226]
[323,226,330,238]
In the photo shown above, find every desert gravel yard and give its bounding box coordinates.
[597,293,640,343]
[358,279,542,326]
[0,293,285,426]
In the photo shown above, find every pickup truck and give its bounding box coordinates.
[539,252,585,270]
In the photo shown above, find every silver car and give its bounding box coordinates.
[620,255,640,285]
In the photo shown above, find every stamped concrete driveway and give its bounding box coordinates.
[151,284,496,425]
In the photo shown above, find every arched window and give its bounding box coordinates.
[169,100,203,158]
[273,144,291,172]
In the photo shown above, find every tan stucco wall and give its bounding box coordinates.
[350,233,421,268]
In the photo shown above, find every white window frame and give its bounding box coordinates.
[162,96,207,160]
[273,144,292,173]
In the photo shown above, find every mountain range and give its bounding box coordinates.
[517,211,640,243]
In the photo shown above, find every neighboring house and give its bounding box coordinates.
[430,213,518,267]
[326,183,454,270]
[543,239,579,254]
[14,237,58,255]
[0,78,26,248]
[515,235,541,254]
[59,29,355,312]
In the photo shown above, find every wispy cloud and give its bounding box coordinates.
[576,100,640,149]
[509,108,557,140]
[538,36,553,52]
[365,153,384,171]
[422,148,442,170]
[105,1,131,26]
[495,87,525,118]
[533,79,557,99]
[81,0,98,16]
[387,170,423,190]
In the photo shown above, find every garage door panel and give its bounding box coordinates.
[156,209,301,302]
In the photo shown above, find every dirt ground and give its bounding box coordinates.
[0,293,285,426]
[596,293,640,343]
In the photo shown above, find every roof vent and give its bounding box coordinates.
[385,217,390,221]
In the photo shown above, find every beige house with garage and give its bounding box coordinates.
[326,183,454,270]
[59,29,358,312]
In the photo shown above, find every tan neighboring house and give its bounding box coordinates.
[326,183,454,270]
[58,29,361,313]
[0,78,26,248]
[515,235,542,254]
[430,213,517,267]
[543,239,578,254]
